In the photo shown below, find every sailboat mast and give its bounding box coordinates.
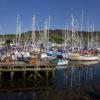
[71,15,75,52]
[44,21,48,53]
[47,16,50,43]
[16,15,19,46]
[90,25,93,48]
[64,26,67,52]
[92,25,95,48]
[18,20,21,44]
[80,10,84,49]
[0,25,5,42]
[87,21,90,49]
[32,15,36,46]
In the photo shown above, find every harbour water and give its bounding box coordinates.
[0,61,100,100]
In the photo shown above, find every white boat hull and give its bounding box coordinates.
[68,53,99,61]
[56,59,68,66]
[41,53,48,59]
[79,56,99,61]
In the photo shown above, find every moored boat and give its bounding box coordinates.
[68,60,99,67]
[68,53,80,61]
[79,55,99,61]
[68,53,99,61]
[53,59,68,66]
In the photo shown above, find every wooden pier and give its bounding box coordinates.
[0,62,56,80]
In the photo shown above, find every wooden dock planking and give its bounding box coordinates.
[0,62,56,79]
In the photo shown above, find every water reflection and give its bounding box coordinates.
[0,79,54,100]
[64,62,97,88]
[53,61,100,100]
[0,61,100,100]
[55,61,99,88]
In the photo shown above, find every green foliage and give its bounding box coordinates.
[50,34,62,43]
[0,29,100,44]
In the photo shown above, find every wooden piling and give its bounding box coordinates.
[46,71,49,78]
[11,71,14,80]
[0,72,1,80]
[34,71,37,80]
[52,70,55,78]
[23,71,26,79]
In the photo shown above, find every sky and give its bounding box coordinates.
[0,0,100,34]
